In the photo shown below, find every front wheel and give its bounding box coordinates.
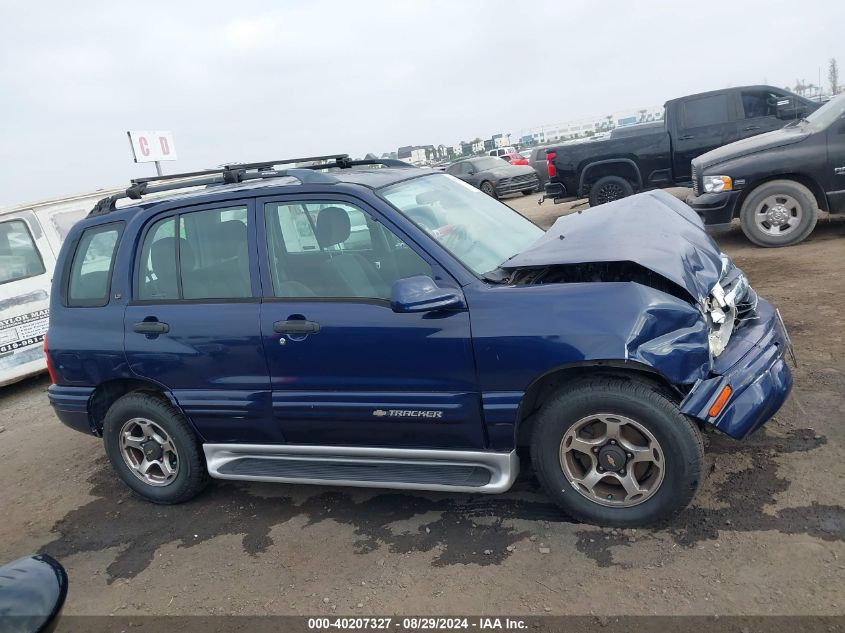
[588,175,634,207]
[530,376,704,527]
[739,179,818,247]
[103,392,210,504]
[480,181,496,197]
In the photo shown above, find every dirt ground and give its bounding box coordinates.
[0,190,843,617]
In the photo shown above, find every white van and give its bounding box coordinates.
[0,189,121,387]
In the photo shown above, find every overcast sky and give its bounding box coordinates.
[1,0,841,207]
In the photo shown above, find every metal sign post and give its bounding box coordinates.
[127,131,178,176]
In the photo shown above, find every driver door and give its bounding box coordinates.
[256,195,484,449]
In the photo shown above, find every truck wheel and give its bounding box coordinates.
[739,180,818,247]
[522,188,536,196]
[480,181,496,197]
[103,392,210,504]
[530,376,703,527]
[588,176,634,206]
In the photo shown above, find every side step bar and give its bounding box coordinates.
[203,444,518,494]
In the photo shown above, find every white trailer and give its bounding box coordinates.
[0,189,122,387]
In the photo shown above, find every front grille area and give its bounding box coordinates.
[511,173,536,185]
[692,164,699,196]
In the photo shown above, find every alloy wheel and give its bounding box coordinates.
[753,194,803,237]
[559,413,665,507]
[119,417,180,487]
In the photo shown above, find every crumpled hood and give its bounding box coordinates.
[694,126,810,170]
[503,190,723,303]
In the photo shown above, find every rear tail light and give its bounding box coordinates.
[43,334,57,384]
[546,152,557,178]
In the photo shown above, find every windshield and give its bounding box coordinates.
[380,173,544,276]
[470,157,507,171]
[803,92,845,130]
[0,219,46,285]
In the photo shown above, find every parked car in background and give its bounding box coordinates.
[688,91,845,247]
[544,85,819,207]
[526,147,550,186]
[0,190,118,387]
[488,146,517,158]
[500,151,529,166]
[446,156,539,197]
[46,156,792,527]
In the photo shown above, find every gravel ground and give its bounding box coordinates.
[0,190,843,616]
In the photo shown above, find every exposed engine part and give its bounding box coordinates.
[508,261,693,304]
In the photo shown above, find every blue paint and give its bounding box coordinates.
[47,170,792,453]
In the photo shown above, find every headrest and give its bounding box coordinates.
[315,207,351,249]
[208,220,247,259]
[151,237,193,274]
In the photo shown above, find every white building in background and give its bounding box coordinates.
[516,105,665,145]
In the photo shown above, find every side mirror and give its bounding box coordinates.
[390,276,464,313]
[776,98,807,120]
[0,554,68,633]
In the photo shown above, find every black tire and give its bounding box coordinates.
[103,392,209,504]
[530,376,704,527]
[739,179,818,247]
[588,175,634,207]
[480,181,497,198]
[522,188,535,196]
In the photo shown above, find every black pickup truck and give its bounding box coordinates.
[543,85,818,207]
[688,92,845,247]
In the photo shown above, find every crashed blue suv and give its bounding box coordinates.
[46,154,793,527]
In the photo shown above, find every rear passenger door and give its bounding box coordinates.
[124,200,276,443]
[257,195,483,449]
[672,92,739,182]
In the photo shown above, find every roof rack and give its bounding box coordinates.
[88,154,414,217]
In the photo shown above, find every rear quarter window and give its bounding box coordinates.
[682,94,731,128]
[66,223,123,307]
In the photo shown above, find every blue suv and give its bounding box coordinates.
[46,155,793,526]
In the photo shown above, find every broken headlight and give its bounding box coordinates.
[705,255,758,358]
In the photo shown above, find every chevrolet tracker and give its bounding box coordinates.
[46,154,793,526]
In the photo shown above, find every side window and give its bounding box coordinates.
[0,219,46,285]
[67,223,121,306]
[741,90,778,119]
[136,206,251,301]
[682,94,731,128]
[138,217,179,300]
[264,201,432,299]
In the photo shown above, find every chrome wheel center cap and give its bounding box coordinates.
[767,205,788,225]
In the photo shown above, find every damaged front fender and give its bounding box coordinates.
[469,280,712,392]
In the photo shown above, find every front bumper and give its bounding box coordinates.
[680,298,793,439]
[686,190,742,227]
[496,176,539,196]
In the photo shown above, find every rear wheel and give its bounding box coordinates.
[739,179,818,247]
[530,376,703,527]
[522,188,535,195]
[480,181,496,197]
[103,392,209,504]
[588,175,634,207]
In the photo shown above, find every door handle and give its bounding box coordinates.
[678,134,695,140]
[132,321,170,334]
[273,320,320,334]
[743,126,761,131]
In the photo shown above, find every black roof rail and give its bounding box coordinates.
[88,154,416,217]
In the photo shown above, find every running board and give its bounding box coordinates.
[203,444,518,494]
